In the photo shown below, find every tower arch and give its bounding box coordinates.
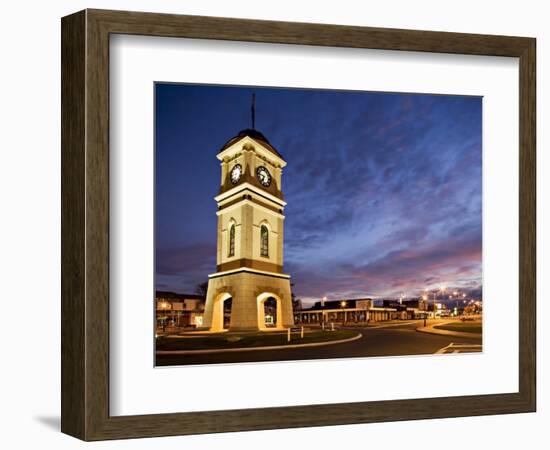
[257,292,283,330]
[209,292,232,332]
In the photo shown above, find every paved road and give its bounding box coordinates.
[155,320,482,367]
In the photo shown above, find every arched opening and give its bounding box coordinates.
[228,222,235,257]
[210,293,232,332]
[263,297,277,328]
[223,297,233,329]
[257,292,283,330]
[260,224,269,257]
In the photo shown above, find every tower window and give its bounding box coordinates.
[260,225,269,257]
[228,224,235,257]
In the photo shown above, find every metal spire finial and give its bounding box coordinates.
[251,93,256,130]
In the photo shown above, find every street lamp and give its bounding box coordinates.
[321,296,327,327]
[455,292,465,316]
[422,294,429,326]
[340,301,347,326]
[451,291,458,316]
[433,286,445,320]
[157,300,170,331]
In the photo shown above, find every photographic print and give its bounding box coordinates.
[154,83,483,367]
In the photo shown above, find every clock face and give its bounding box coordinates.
[256,166,272,187]
[230,164,242,184]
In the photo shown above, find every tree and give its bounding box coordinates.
[290,282,302,312]
[195,281,208,297]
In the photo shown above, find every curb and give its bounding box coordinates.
[156,332,362,355]
[416,326,481,339]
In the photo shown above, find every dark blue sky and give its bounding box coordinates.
[155,83,482,305]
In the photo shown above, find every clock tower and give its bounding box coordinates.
[202,127,295,331]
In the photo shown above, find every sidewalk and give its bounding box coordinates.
[416,320,482,339]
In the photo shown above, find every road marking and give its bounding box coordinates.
[435,343,482,355]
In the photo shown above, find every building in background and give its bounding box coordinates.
[155,291,205,331]
[382,298,430,319]
[294,298,403,324]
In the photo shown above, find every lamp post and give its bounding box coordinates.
[321,296,327,328]
[158,300,170,332]
[460,293,466,316]
[340,301,347,326]
[422,294,428,326]
[453,291,457,316]
[399,294,405,320]
[432,286,445,320]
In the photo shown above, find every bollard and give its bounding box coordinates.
[322,322,325,331]
[331,322,334,332]
[301,326,304,338]
[287,328,291,342]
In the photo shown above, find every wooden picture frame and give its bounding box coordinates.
[61,9,536,441]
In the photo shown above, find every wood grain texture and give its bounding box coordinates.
[61,10,86,439]
[518,39,536,409]
[61,8,537,441]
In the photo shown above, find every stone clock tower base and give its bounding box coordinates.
[202,270,294,332]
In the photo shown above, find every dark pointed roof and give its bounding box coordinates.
[219,129,283,159]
